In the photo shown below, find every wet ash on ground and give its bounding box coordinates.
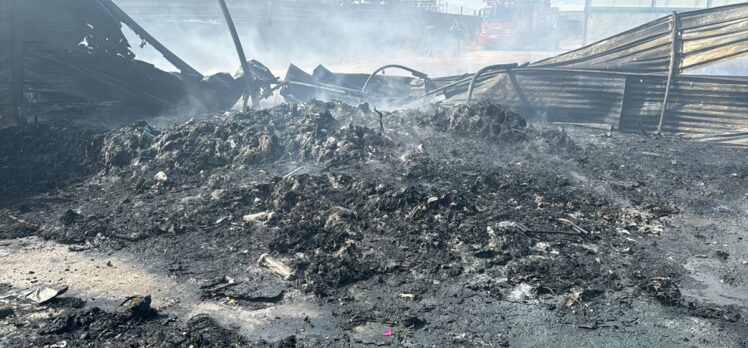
[0,100,746,347]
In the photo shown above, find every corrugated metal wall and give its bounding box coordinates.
[465,70,626,126]
[620,75,748,138]
[584,0,747,43]
[462,69,748,144]
[537,3,748,74]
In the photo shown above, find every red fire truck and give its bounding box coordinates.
[478,0,560,50]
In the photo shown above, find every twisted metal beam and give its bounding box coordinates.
[358,64,431,104]
[465,63,518,104]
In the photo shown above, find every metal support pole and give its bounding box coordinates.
[95,0,203,78]
[218,0,253,111]
[656,11,680,134]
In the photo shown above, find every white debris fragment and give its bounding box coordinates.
[154,171,168,183]
[210,189,225,201]
[258,254,294,280]
[565,289,583,307]
[532,242,550,252]
[242,211,276,224]
[507,283,534,302]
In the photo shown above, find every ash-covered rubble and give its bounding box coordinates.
[0,101,746,347]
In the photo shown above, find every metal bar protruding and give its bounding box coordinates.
[218,0,253,111]
[466,63,518,104]
[656,11,681,134]
[358,64,431,104]
[96,0,203,78]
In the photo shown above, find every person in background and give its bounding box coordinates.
[422,25,435,57]
[450,19,462,57]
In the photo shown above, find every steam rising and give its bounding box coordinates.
[117,1,561,79]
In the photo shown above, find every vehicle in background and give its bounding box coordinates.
[478,0,560,50]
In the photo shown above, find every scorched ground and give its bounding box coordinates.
[0,101,746,347]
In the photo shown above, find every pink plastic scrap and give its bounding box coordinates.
[382,328,393,337]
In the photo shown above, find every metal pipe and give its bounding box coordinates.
[218,0,253,110]
[358,64,431,104]
[466,63,518,104]
[657,11,681,134]
[95,0,203,78]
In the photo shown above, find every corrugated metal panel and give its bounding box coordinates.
[460,70,626,127]
[447,69,748,143]
[619,75,748,136]
[534,3,748,73]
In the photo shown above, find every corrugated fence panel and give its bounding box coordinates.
[533,3,748,73]
[467,70,626,126]
[617,75,748,138]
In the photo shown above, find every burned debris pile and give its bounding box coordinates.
[99,102,394,179]
[1,100,745,346]
[414,101,527,141]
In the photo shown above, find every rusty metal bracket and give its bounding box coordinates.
[466,63,518,104]
[656,11,681,134]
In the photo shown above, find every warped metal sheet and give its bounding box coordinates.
[451,68,748,144]
[428,3,748,144]
[532,2,748,73]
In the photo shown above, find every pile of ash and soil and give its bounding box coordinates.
[0,100,746,347]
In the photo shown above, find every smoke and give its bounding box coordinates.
[116,1,566,81]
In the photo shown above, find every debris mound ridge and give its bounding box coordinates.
[6,101,742,347]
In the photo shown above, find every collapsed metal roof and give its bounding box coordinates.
[441,3,748,144]
[534,3,748,73]
[283,3,748,144]
[0,0,245,128]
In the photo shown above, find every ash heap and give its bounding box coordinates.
[1,0,747,347]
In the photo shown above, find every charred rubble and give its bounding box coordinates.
[0,0,258,128]
[0,100,746,347]
[0,2,747,346]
